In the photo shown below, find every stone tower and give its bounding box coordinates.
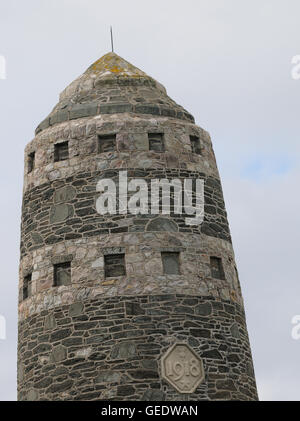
[18,52,258,401]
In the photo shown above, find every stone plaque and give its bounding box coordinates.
[161,343,204,393]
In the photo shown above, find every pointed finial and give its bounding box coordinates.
[110,26,114,53]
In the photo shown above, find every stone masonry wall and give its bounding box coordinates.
[18,294,258,401]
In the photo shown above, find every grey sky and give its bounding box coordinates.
[0,0,299,400]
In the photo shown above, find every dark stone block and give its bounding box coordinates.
[160,107,176,118]
[78,225,96,233]
[110,226,129,233]
[216,379,237,392]
[74,200,94,209]
[206,178,221,190]
[74,322,98,330]
[204,205,217,215]
[142,389,165,401]
[202,349,223,360]
[135,104,160,116]
[125,302,145,316]
[195,302,212,316]
[209,391,231,400]
[69,302,84,317]
[86,335,110,345]
[150,294,176,302]
[129,370,159,380]
[62,358,83,366]
[218,344,228,352]
[52,344,66,362]
[56,110,69,123]
[76,391,101,400]
[88,353,106,361]
[228,354,240,363]
[190,329,211,338]
[34,377,52,389]
[31,232,43,245]
[117,385,135,397]
[45,235,60,245]
[50,328,72,342]
[65,233,82,240]
[62,337,83,347]
[51,254,73,265]
[50,204,74,224]
[184,112,195,123]
[147,218,178,232]
[48,380,73,393]
[224,304,235,315]
[141,360,157,370]
[100,104,132,114]
[183,321,200,328]
[35,117,50,134]
[69,103,98,119]
[174,306,193,314]
[85,229,109,236]
[53,367,68,376]
[54,186,76,203]
[182,298,198,306]
[33,343,52,353]
[230,323,240,339]
[95,371,120,384]
[145,329,167,336]
[111,341,136,360]
[76,207,95,217]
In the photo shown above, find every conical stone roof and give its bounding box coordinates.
[35,52,194,134]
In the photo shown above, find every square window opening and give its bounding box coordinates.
[98,134,116,153]
[148,133,164,152]
[190,136,201,155]
[28,152,35,173]
[54,141,69,162]
[162,251,180,275]
[104,253,126,278]
[53,262,71,287]
[210,256,225,280]
[23,273,32,300]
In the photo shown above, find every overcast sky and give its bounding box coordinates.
[0,0,299,401]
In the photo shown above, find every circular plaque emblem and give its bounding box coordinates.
[161,343,205,393]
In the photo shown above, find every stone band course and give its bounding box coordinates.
[36,103,194,135]
[19,233,241,322]
[25,114,218,192]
